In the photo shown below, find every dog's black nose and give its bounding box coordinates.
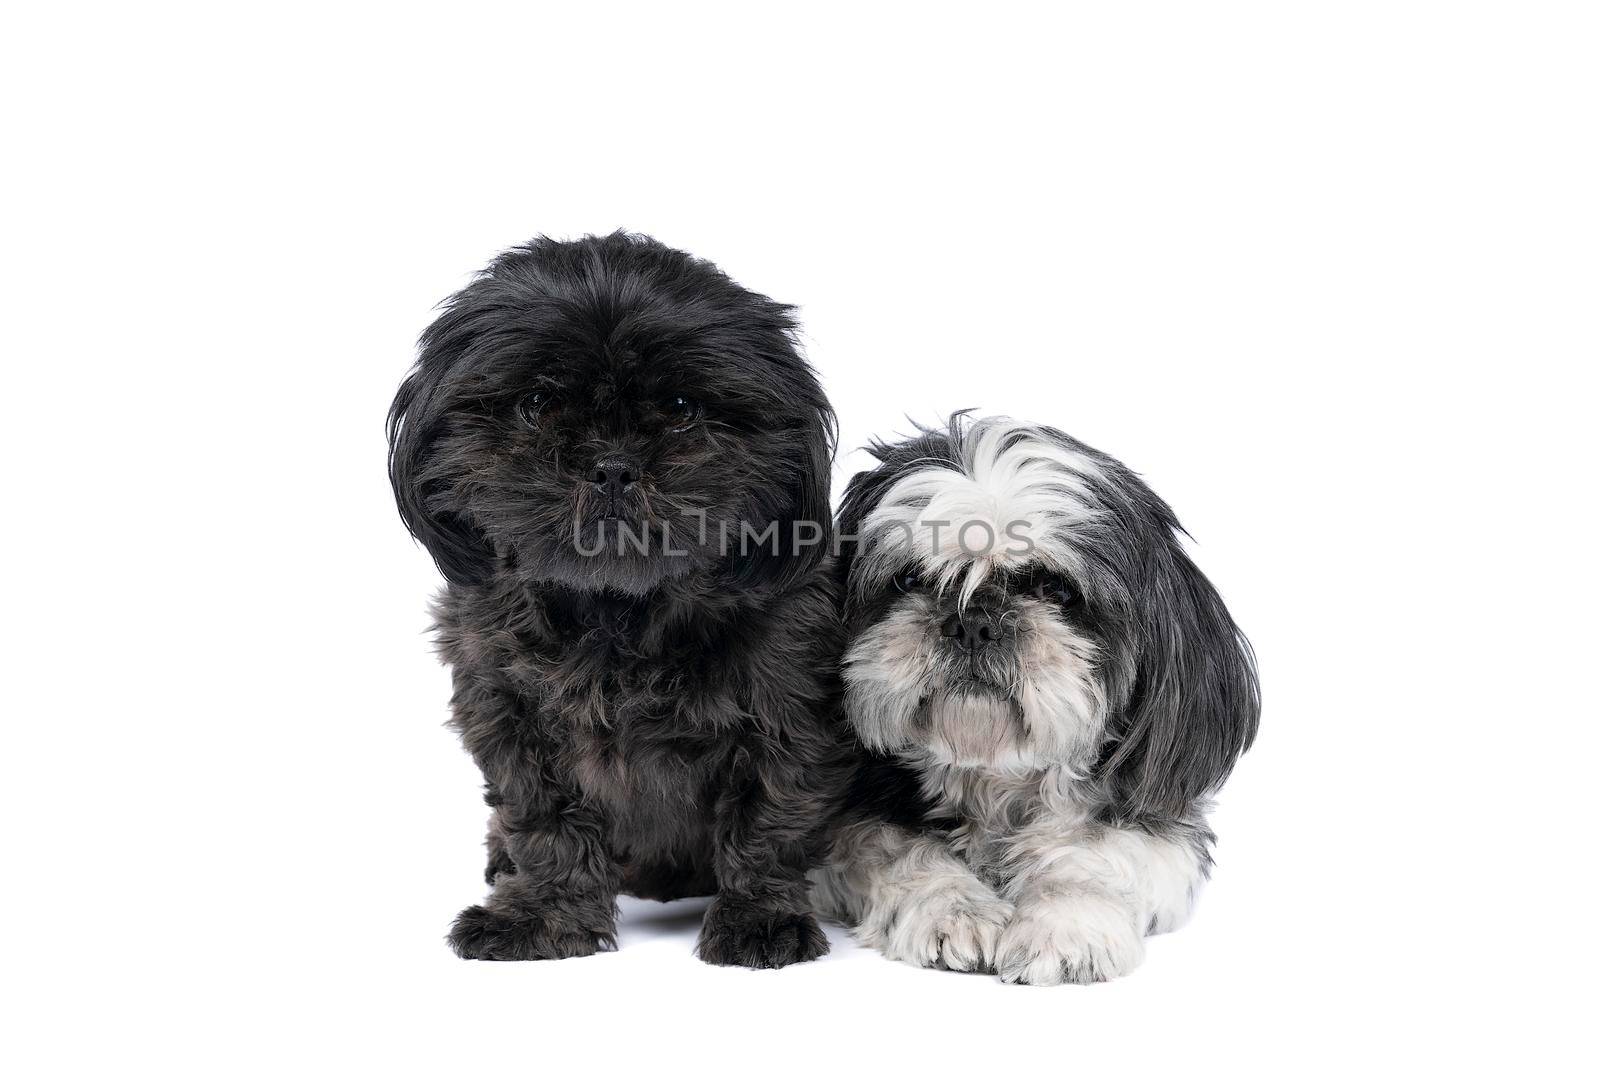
[941,609,998,652]
[590,458,638,495]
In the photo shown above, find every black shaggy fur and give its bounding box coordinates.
[388,233,848,967]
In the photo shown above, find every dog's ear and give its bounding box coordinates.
[834,464,900,590]
[386,309,497,587]
[833,470,874,577]
[833,426,960,597]
[1099,536,1260,821]
[728,402,836,591]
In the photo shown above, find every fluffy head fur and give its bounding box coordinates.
[388,231,834,594]
[837,415,1259,820]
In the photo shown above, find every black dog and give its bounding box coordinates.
[388,233,847,966]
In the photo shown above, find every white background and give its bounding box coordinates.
[4,3,1596,1064]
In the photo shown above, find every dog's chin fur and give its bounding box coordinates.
[813,415,1260,984]
[389,232,847,968]
[511,529,705,596]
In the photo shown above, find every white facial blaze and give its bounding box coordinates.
[859,417,1106,605]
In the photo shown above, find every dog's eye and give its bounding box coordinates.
[1031,574,1075,606]
[663,396,701,428]
[517,391,552,424]
[892,569,924,594]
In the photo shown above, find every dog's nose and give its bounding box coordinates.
[589,458,638,496]
[941,609,998,652]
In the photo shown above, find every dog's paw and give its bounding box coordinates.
[873,883,1013,973]
[696,898,830,969]
[995,892,1145,985]
[447,904,613,962]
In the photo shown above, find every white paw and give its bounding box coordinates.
[995,892,1145,985]
[867,883,1014,972]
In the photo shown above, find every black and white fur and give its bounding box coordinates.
[389,233,848,967]
[812,416,1259,983]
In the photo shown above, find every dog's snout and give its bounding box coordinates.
[941,609,998,652]
[589,458,639,493]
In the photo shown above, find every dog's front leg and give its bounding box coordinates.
[811,818,1012,972]
[447,690,620,961]
[993,821,1210,984]
[696,743,835,969]
[482,806,515,885]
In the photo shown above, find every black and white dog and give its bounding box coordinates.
[813,416,1259,983]
[388,233,847,966]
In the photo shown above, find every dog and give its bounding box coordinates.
[388,232,848,966]
[812,415,1259,983]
